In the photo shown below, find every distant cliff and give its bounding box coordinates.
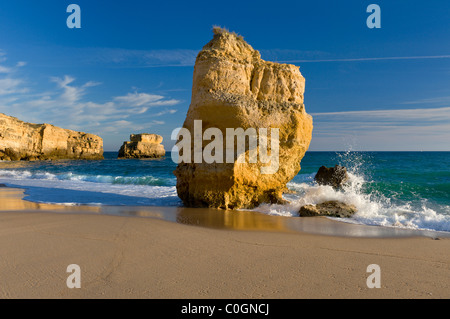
[0,113,103,161]
[118,134,165,159]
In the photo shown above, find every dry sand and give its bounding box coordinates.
[0,187,449,299]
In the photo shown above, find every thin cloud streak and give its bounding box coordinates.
[311,106,450,120]
[309,106,450,150]
[281,55,450,63]
[17,45,450,68]
[400,96,450,105]
[87,48,198,68]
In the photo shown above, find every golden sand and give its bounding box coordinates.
[0,187,448,298]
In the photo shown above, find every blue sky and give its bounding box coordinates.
[0,0,449,151]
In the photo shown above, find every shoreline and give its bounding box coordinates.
[0,186,449,298]
[1,186,448,239]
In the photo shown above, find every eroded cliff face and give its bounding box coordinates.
[0,113,103,161]
[174,28,313,209]
[118,134,165,159]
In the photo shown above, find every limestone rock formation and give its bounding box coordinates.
[174,27,313,209]
[0,113,103,161]
[299,201,357,218]
[314,165,349,189]
[118,134,165,159]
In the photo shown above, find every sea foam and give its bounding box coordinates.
[253,171,450,233]
[0,169,180,206]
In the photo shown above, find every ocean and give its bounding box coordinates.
[0,151,449,233]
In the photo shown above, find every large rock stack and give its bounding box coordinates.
[118,134,165,159]
[174,28,313,209]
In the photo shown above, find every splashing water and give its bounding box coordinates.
[253,151,450,233]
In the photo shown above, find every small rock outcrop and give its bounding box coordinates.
[0,113,103,161]
[299,201,357,218]
[118,134,165,159]
[314,165,349,189]
[174,27,313,209]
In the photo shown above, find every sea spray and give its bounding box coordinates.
[252,152,450,233]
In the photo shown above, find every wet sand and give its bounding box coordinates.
[0,187,449,298]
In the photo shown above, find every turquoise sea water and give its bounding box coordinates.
[0,151,449,232]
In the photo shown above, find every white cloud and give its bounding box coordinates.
[0,51,28,94]
[154,109,177,116]
[0,78,27,95]
[0,50,6,62]
[311,106,450,122]
[114,92,163,106]
[0,69,180,147]
[51,75,85,104]
[310,106,450,151]
[282,55,450,63]
[0,51,27,74]
[88,48,198,67]
[0,65,12,73]
[114,92,179,107]
[146,99,180,106]
[400,96,450,106]
[112,120,132,126]
[82,81,102,88]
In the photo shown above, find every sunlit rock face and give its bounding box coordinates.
[174,28,313,209]
[0,113,103,161]
[118,134,165,159]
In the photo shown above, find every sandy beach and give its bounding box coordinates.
[1,0,449,304]
[0,187,448,299]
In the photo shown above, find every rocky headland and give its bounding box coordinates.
[0,113,103,161]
